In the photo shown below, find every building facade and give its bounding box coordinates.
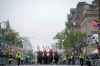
[68,0,99,34]
[67,0,99,55]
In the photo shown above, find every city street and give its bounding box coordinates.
[0,0,100,66]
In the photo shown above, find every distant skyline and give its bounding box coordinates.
[0,0,93,51]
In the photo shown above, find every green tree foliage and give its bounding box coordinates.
[4,30,23,48]
[5,31,18,44]
[54,27,86,49]
[64,31,86,48]
[54,31,66,49]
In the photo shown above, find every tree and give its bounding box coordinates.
[5,31,18,44]
[5,30,23,48]
[65,30,86,48]
[54,30,86,49]
[54,30,66,49]
[54,21,86,48]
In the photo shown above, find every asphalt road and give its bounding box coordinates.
[5,65,82,66]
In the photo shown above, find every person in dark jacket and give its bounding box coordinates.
[49,49,53,64]
[37,51,43,64]
[54,52,59,64]
[43,50,48,64]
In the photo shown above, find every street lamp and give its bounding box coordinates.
[62,40,64,49]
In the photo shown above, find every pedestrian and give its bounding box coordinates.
[80,57,84,66]
[43,50,48,64]
[8,58,12,64]
[79,54,84,66]
[49,49,53,64]
[75,56,80,65]
[67,56,71,65]
[25,57,28,64]
[16,51,22,66]
[63,58,66,64]
[21,57,24,64]
[54,52,59,64]
[8,55,13,64]
[86,56,91,66]
[70,55,73,65]
[72,56,75,65]
[37,51,43,64]
[47,52,50,64]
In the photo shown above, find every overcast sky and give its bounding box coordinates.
[0,0,93,50]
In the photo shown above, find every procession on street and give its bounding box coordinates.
[0,0,100,66]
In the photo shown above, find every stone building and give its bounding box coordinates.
[67,0,99,55]
[68,0,99,34]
